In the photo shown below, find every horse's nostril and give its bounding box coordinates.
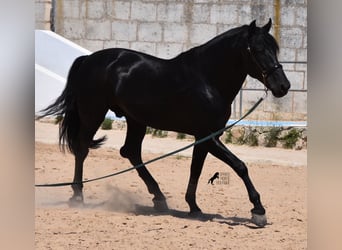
[281,83,290,93]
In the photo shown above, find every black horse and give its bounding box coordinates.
[38,19,290,227]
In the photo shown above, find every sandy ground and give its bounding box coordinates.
[35,121,307,249]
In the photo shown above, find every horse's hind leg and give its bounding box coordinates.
[120,118,168,211]
[69,136,88,205]
[69,109,107,206]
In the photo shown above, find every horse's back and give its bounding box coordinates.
[75,47,230,134]
[104,52,228,133]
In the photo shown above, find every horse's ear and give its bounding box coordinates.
[248,20,257,35]
[262,18,272,33]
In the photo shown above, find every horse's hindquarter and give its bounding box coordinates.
[111,55,230,134]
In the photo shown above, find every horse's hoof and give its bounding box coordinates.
[68,195,84,208]
[251,213,267,227]
[188,210,203,218]
[153,199,169,212]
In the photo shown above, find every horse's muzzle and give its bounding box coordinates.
[272,81,290,98]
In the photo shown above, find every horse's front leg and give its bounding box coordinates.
[208,137,267,227]
[185,143,208,215]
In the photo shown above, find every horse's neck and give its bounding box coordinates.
[194,34,248,102]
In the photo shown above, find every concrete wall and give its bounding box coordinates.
[35,0,307,121]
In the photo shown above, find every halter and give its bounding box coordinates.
[247,45,283,88]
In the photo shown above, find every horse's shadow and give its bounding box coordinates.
[38,199,265,229]
[131,204,264,229]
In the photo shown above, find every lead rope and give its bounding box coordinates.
[35,95,265,188]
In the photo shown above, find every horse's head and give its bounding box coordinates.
[245,19,290,98]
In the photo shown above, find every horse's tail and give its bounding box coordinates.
[36,55,106,153]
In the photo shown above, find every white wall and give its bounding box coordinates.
[35,30,90,114]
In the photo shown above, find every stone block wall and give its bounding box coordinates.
[35,0,307,121]
[35,0,52,30]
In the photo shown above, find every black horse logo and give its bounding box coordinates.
[208,172,219,185]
